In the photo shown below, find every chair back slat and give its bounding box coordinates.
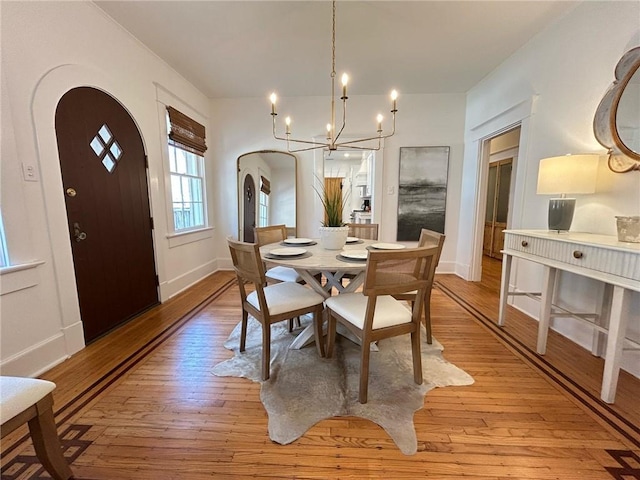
[227,238,266,286]
[254,224,288,246]
[347,223,379,240]
[362,246,438,297]
[417,229,445,285]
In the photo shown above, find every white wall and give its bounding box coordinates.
[211,93,467,274]
[459,1,640,376]
[0,2,217,376]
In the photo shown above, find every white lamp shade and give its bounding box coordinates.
[536,154,600,195]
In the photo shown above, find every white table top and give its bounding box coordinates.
[259,239,377,272]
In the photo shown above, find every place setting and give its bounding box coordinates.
[281,237,317,246]
[366,242,407,251]
[336,249,368,263]
[264,247,312,260]
[345,236,363,244]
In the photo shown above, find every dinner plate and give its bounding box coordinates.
[283,238,314,245]
[345,237,359,243]
[339,250,368,260]
[370,243,406,250]
[269,247,307,257]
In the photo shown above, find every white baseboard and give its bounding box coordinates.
[0,333,69,377]
[160,260,218,300]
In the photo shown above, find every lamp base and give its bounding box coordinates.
[548,198,575,232]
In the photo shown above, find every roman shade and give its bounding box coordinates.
[167,106,207,156]
[260,176,271,195]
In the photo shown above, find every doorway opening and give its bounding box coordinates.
[479,126,520,286]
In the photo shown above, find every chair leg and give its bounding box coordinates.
[411,328,423,385]
[262,323,271,381]
[28,394,73,480]
[313,308,325,358]
[288,318,294,332]
[325,313,336,358]
[240,310,248,352]
[424,293,433,345]
[359,340,371,404]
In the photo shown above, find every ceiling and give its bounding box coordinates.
[94,1,578,99]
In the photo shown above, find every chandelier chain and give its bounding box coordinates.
[331,0,336,79]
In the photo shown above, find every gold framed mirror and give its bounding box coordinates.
[237,150,297,242]
[593,46,640,173]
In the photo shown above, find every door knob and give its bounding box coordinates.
[73,222,87,242]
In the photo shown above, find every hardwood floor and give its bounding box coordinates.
[2,259,639,479]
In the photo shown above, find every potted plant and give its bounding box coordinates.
[314,175,350,249]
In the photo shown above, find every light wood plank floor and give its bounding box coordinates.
[2,258,639,479]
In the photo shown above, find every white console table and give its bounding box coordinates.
[499,230,640,404]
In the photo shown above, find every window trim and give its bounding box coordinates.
[155,85,211,238]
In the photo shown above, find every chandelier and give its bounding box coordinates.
[269,1,398,153]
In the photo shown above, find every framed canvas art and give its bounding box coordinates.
[397,146,449,241]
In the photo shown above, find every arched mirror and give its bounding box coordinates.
[594,46,640,173]
[237,150,297,242]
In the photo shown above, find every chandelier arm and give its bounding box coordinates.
[334,143,382,151]
[286,143,332,153]
[282,137,331,147]
[333,97,348,144]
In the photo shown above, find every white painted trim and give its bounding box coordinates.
[0,333,69,377]
[31,64,164,350]
[166,227,214,248]
[465,96,538,282]
[0,260,45,295]
[160,259,217,300]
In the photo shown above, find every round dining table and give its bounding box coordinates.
[259,238,376,349]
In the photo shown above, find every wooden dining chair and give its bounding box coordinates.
[227,238,326,380]
[325,246,439,403]
[392,228,445,344]
[347,223,379,240]
[254,224,303,284]
[1,377,73,480]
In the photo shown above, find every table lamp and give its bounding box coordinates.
[536,154,599,231]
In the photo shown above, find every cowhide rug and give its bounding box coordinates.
[212,316,474,455]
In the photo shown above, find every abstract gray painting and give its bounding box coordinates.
[397,146,449,241]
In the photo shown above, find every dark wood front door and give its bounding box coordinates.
[243,175,256,242]
[55,87,158,343]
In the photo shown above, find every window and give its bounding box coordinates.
[258,175,270,227]
[169,147,205,231]
[258,191,269,227]
[0,212,8,268]
[166,107,208,232]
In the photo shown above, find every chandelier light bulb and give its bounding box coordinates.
[377,114,383,132]
[326,123,332,132]
[391,90,398,112]
[270,93,277,115]
[285,116,291,134]
[341,73,349,98]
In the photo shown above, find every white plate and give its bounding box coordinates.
[370,243,406,250]
[340,249,368,260]
[269,247,307,257]
[345,237,359,243]
[284,238,314,245]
